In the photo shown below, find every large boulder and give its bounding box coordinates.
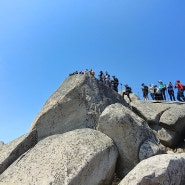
[130,100,171,123]
[0,128,118,185]
[97,103,164,178]
[0,129,37,175]
[30,74,127,140]
[130,101,185,148]
[159,105,185,147]
[119,153,185,185]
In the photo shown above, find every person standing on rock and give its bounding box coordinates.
[111,76,119,92]
[104,71,111,87]
[122,84,132,102]
[98,71,104,82]
[158,80,166,100]
[148,84,155,100]
[167,82,176,101]
[175,80,185,101]
[141,83,149,100]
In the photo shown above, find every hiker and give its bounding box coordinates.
[167,82,176,101]
[154,85,163,100]
[158,80,166,100]
[175,80,185,102]
[84,69,89,75]
[98,71,104,82]
[79,70,84,74]
[69,70,78,76]
[141,83,149,100]
[122,84,132,102]
[104,71,111,87]
[90,69,95,77]
[111,76,119,92]
[148,84,155,100]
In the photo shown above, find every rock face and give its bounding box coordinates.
[1,75,185,185]
[0,142,4,150]
[97,103,164,178]
[119,153,185,185]
[159,105,185,147]
[0,129,37,175]
[0,129,118,185]
[30,74,127,141]
[130,100,185,148]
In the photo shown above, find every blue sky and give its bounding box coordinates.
[0,0,185,143]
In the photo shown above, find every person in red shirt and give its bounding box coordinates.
[175,80,185,101]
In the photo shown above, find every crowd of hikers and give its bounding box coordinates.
[141,80,185,102]
[69,69,119,92]
[69,69,185,102]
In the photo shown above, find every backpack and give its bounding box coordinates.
[126,86,132,93]
[144,86,148,90]
[143,86,148,92]
[155,87,161,94]
[183,85,185,90]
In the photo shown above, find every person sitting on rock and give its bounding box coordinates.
[90,69,95,77]
[84,69,89,75]
[69,70,78,76]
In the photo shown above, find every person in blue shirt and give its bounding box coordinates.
[167,82,176,101]
[158,80,166,100]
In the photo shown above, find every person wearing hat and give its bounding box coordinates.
[122,84,132,102]
[175,80,185,101]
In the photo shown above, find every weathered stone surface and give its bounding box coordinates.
[0,129,37,175]
[131,101,185,148]
[30,74,127,140]
[0,142,4,150]
[0,128,118,185]
[130,100,170,123]
[159,105,185,147]
[2,75,185,184]
[160,104,185,127]
[139,139,165,161]
[157,127,176,147]
[119,153,185,185]
[97,103,164,178]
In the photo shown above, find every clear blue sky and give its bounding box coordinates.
[0,0,185,143]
